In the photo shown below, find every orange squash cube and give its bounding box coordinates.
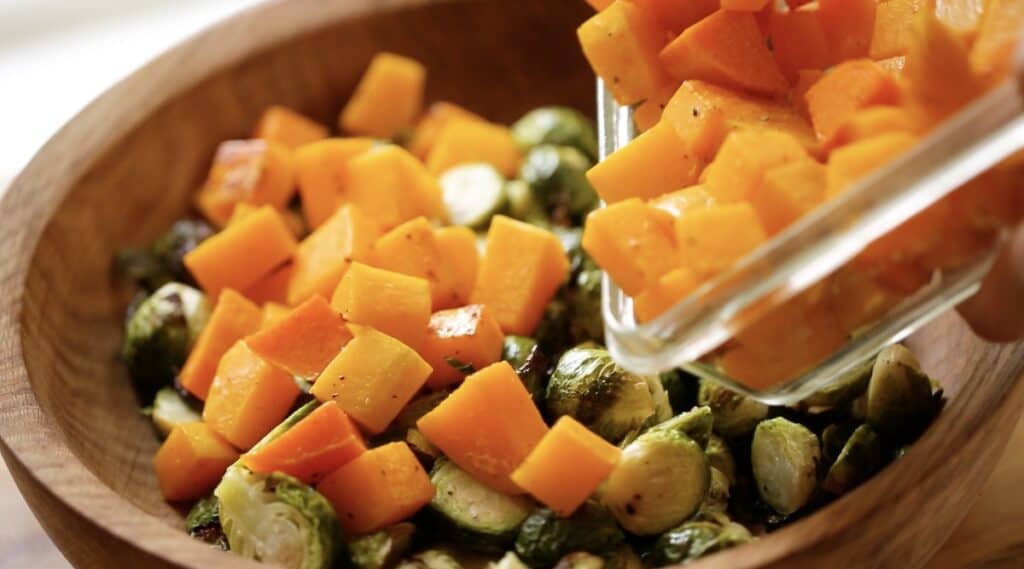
[660,10,789,97]
[254,105,328,150]
[185,205,297,296]
[662,81,819,160]
[586,121,704,203]
[633,0,718,35]
[676,203,767,279]
[345,145,445,232]
[260,302,291,329]
[633,80,681,133]
[577,1,671,105]
[409,102,486,160]
[582,198,678,296]
[194,140,295,227]
[769,6,833,81]
[827,266,901,334]
[792,70,825,120]
[421,305,506,390]
[179,289,263,400]
[935,0,985,40]
[246,295,352,380]
[293,138,376,228]
[869,0,922,59]
[825,106,917,151]
[310,325,432,435]
[286,204,381,306]
[721,0,771,11]
[511,417,621,516]
[633,268,700,323]
[749,159,826,235]
[242,402,366,484]
[860,198,952,264]
[243,263,293,305]
[317,442,434,535]
[203,341,301,449]
[905,6,981,114]
[969,0,1024,80]
[701,130,809,203]
[330,262,432,351]
[370,218,461,310]
[470,216,570,335]
[340,52,425,139]
[805,60,903,141]
[434,226,480,306]
[154,422,239,502]
[425,120,522,177]
[649,185,715,217]
[826,132,919,198]
[876,56,907,74]
[418,362,548,494]
[818,0,877,60]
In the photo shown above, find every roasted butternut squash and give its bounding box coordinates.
[340,52,425,138]
[154,422,239,502]
[749,159,826,235]
[701,130,809,203]
[194,140,295,227]
[425,120,522,177]
[294,138,376,228]
[370,217,461,310]
[675,203,768,279]
[586,121,703,203]
[409,102,486,160]
[286,204,380,306]
[633,267,699,323]
[434,226,480,306]
[179,289,263,400]
[805,60,902,141]
[344,145,445,232]
[253,105,329,150]
[246,295,352,380]
[330,262,432,351]
[421,304,505,390]
[582,198,678,296]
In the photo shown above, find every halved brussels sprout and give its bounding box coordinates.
[546,346,668,443]
[751,418,821,516]
[535,300,572,358]
[699,467,732,516]
[554,552,606,569]
[520,145,599,222]
[215,466,340,569]
[601,429,709,535]
[794,359,872,411]
[512,107,598,161]
[651,405,714,449]
[820,423,855,466]
[505,180,548,224]
[502,336,550,406]
[647,518,752,566]
[822,424,883,495]
[440,163,508,228]
[514,503,624,568]
[489,551,530,569]
[396,550,463,569]
[698,381,770,439]
[604,545,643,569]
[659,370,700,415]
[705,434,737,485]
[148,386,201,437]
[122,283,210,396]
[347,523,416,569]
[866,344,940,442]
[116,218,215,290]
[568,255,604,345]
[185,495,228,550]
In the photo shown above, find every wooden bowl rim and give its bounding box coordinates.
[0,1,1022,568]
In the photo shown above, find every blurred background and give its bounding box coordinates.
[0,2,259,567]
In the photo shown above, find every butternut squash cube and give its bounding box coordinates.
[749,159,826,235]
[246,295,352,380]
[818,0,878,60]
[421,304,506,390]
[633,0,718,36]
[633,80,681,133]
[470,216,570,335]
[340,52,425,138]
[409,102,486,160]
[869,0,922,59]
[371,218,462,310]
[202,341,301,449]
[418,362,549,494]
[649,185,715,217]
[434,226,480,306]
[826,132,919,198]
[675,203,767,279]
[769,6,833,81]
[511,417,621,516]
[179,289,262,400]
[317,442,434,535]
[330,262,432,351]
[195,139,295,227]
[425,120,522,177]
[243,263,293,305]
[701,130,809,203]
[294,138,376,228]
[582,198,678,296]
[935,0,985,40]
[825,106,917,151]
[310,325,432,435]
[154,422,239,502]
[969,0,1024,80]
[827,266,900,334]
[805,60,902,141]
[260,302,291,329]
[905,6,982,114]
[345,145,445,232]
[253,105,328,150]
[633,268,699,323]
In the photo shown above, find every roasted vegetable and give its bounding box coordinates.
[512,107,598,161]
[652,405,714,449]
[505,180,548,224]
[520,145,599,221]
[568,254,604,345]
[396,550,463,569]
[698,381,770,439]
[751,418,821,516]
[347,523,416,569]
[554,552,605,569]
[705,434,736,485]
[148,386,201,438]
[514,503,624,568]
[546,346,669,443]
[822,424,883,495]
[502,336,550,405]
[700,467,732,515]
[866,344,940,442]
[116,218,215,290]
[535,300,572,358]
[659,370,700,415]
[795,359,871,410]
[185,495,228,550]
[122,283,211,397]
[604,545,644,569]
[440,163,508,228]
[601,428,709,535]
[647,518,753,566]
[216,466,340,569]
[428,458,534,552]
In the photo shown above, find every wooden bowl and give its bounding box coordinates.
[0,1,1022,568]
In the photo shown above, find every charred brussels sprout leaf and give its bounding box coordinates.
[347,523,415,569]
[568,255,604,345]
[514,503,624,568]
[794,359,871,411]
[601,429,709,535]
[647,519,752,566]
[116,219,215,290]
[650,405,714,449]
[822,424,883,495]
[698,381,769,439]
[520,145,599,222]
[216,467,340,569]
[512,107,598,161]
[705,434,737,485]
[866,345,940,442]
[699,467,732,515]
[148,386,201,438]
[751,418,821,516]
[820,423,856,466]
[502,336,550,405]
[546,346,666,443]
[122,283,210,397]
[186,495,228,550]
[535,300,572,358]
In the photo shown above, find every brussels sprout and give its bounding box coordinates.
[440,163,508,228]
[347,523,415,569]
[660,370,700,415]
[699,467,732,515]
[651,405,714,449]
[427,458,534,552]
[185,495,228,550]
[554,552,606,569]
[601,429,709,535]
[215,466,340,569]
[148,386,201,437]
[647,518,753,566]
[489,551,530,569]
[406,428,441,464]
[514,503,624,567]
[503,336,549,402]
[820,423,855,465]
[705,434,736,485]
[568,255,604,345]
[512,107,598,161]
[547,346,667,443]
[751,418,821,516]
[506,180,549,224]
[794,359,872,411]
[122,283,211,396]
[394,391,450,432]
[822,424,883,495]
[698,381,770,439]
[535,300,572,358]
[604,545,643,569]
[520,146,599,222]
[396,550,463,569]
[866,345,940,442]
[116,219,215,290]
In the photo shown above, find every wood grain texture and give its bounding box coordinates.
[0,1,1021,568]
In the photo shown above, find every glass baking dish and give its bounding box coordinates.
[597,74,1024,405]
